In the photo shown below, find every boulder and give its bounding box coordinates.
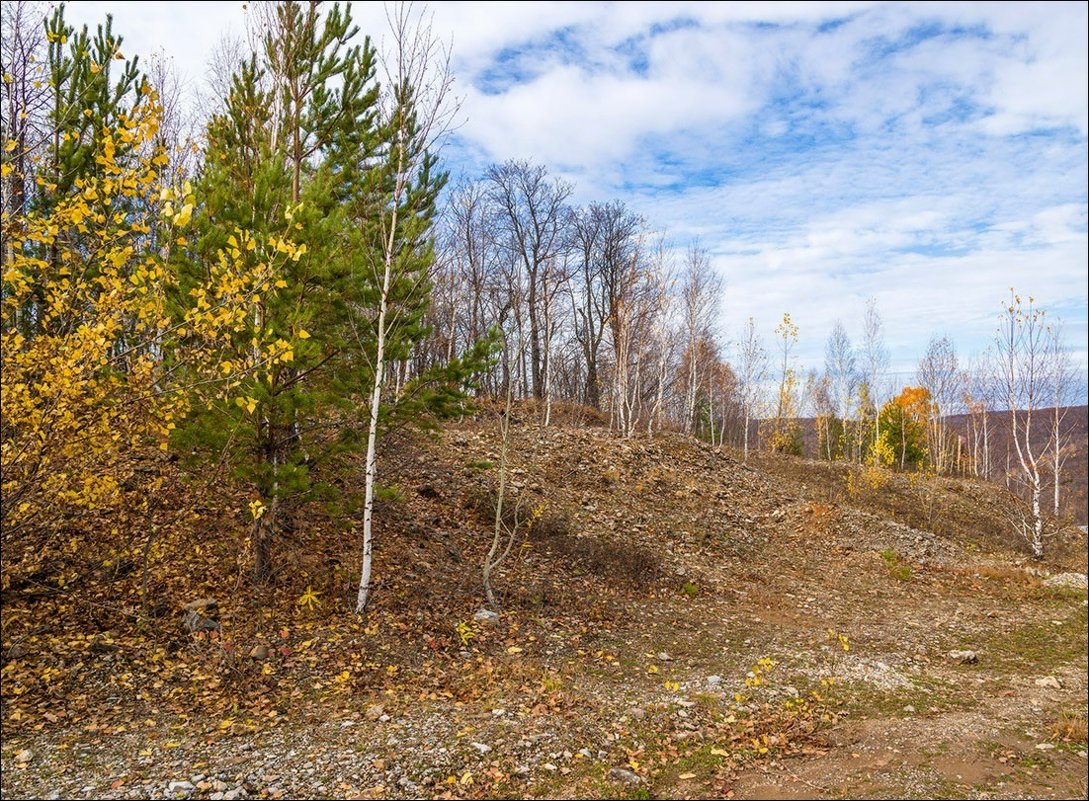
[1044,573,1088,590]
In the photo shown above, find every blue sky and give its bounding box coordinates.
[65,1,1089,384]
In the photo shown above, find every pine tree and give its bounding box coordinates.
[177,1,381,582]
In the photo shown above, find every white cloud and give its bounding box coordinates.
[51,1,1089,377]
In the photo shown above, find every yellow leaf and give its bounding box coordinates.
[297,329,310,339]
[174,202,193,227]
[506,646,523,654]
[297,586,321,609]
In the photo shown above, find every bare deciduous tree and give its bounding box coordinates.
[917,335,962,473]
[861,298,889,450]
[486,160,572,401]
[678,244,723,435]
[734,317,767,462]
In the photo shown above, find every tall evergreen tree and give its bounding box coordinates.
[178,1,381,582]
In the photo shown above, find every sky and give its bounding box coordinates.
[62,0,1089,387]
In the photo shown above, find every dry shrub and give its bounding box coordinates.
[1048,709,1088,744]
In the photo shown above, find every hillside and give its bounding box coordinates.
[792,405,1088,525]
[2,407,1087,800]
[945,406,1089,527]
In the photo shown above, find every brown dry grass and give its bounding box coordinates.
[1048,709,1089,744]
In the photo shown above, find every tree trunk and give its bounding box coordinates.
[355,284,388,613]
[1031,472,1044,559]
[253,497,278,583]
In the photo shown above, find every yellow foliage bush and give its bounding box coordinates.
[1,91,298,537]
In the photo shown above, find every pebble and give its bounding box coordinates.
[609,767,644,785]
[1034,676,1063,690]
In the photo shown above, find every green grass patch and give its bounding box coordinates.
[880,548,913,581]
[985,606,1088,672]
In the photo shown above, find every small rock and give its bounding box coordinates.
[578,748,593,758]
[492,708,506,716]
[471,742,492,754]
[903,704,916,713]
[473,609,500,624]
[609,767,644,785]
[1034,676,1063,690]
[248,644,269,660]
[542,762,557,771]
[706,675,723,688]
[222,790,242,801]
[948,650,978,664]
[657,651,673,662]
[14,749,33,763]
[1035,742,1056,750]
[8,644,27,659]
[365,703,385,721]
[167,780,196,797]
[626,707,646,720]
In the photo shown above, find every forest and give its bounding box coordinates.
[2,3,1086,800]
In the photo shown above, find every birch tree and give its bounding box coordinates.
[994,291,1051,558]
[356,4,454,613]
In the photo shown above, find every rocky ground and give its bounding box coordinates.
[3,414,1086,799]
